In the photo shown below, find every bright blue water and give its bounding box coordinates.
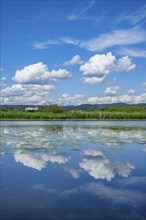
[0,121,146,220]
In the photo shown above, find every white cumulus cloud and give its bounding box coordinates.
[63,55,83,66]
[104,86,120,96]
[1,84,55,96]
[127,89,135,94]
[1,84,55,105]
[57,93,84,106]
[81,76,106,85]
[80,52,135,77]
[80,52,116,76]
[80,53,135,85]
[86,93,146,105]
[13,62,71,84]
[116,56,136,72]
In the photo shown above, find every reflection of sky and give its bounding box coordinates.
[4,147,135,181]
[1,123,146,151]
[14,149,71,170]
[79,149,135,181]
[31,180,146,219]
[60,181,145,208]
[1,121,146,220]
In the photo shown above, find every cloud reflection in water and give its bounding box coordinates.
[1,122,145,220]
[79,149,135,181]
[14,149,70,170]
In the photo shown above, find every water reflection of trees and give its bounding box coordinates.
[43,125,64,134]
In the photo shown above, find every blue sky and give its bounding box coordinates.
[1,0,146,105]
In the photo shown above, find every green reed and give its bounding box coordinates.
[0,109,146,120]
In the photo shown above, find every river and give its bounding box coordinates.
[0,121,146,220]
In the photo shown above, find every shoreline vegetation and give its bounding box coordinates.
[0,105,146,120]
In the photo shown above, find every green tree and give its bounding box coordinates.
[46,105,64,113]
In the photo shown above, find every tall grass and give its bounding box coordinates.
[0,109,146,120]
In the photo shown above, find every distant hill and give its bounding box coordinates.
[64,103,146,111]
[65,104,98,111]
[1,103,146,111]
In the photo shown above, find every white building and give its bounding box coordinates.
[25,106,39,111]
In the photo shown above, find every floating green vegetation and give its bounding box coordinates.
[4,152,15,155]
[100,126,146,131]
[0,122,145,155]
[0,146,7,151]
[19,150,28,154]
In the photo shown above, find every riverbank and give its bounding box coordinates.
[1,110,146,120]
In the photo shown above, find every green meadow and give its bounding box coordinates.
[0,105,146,120]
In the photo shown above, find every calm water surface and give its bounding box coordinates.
[0,121,146,220]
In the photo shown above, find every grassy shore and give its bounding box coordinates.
[0,109,146,120]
